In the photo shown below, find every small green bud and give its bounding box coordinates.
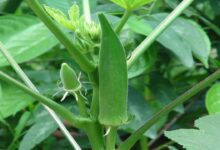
[60,63,81,91]
[84,22,101,42]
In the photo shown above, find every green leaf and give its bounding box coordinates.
[19,109,58,150]
[0,83,33,118]
[98,14,128,126]
[149,73,184,113]
[165,113,220,150]
[128,48,157,79]
[206,83,220,114]
[127,16,152,36]
[0,15,58,67]
[9,112,31,149]
[128,13,211,68]
[111,0,154,10]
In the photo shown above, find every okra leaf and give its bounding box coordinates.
[98,14,128,126]
[0,15,58,67]
[165,113,220,150]
[9,112,31,149]
[111,0,154,10]
[19,108,58,150]
[128,14,211,68]
[206,83,220,114]
[0,83,33,118]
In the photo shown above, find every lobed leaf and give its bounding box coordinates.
[165,113,220,150]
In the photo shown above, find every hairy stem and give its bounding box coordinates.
[106,127,117,150]
[84,122,105,150]
[88,71,100,119]
[127,0,194,68]
[0,71,92,128]
[118,69,220,150]
[115,10,132,34]
[73,91,88,117]
[0,42,81,150]
[27,0,96,72]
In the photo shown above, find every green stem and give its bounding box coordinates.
[27,0,96,72]
[106,127,117,150]
[74,91,88,117]
[127,0,194,68]
[82,0,92,23]
[84,122,105,150]
[140,136,148,150]
[0,71,91,128]
[118,69,220,150]
[0,42,81,149]
[115,10,132,34]
[88,71,100,119]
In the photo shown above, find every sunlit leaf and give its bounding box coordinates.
[206,83,220,114]
[0,15,58,67]
[165,113,220,150]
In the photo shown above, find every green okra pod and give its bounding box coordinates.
[98,14,128,126]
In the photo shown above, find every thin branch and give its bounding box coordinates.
[115,10,132,34]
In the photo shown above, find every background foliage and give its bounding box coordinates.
[0,0,220,149]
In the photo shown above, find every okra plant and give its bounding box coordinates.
[1,0,220,149]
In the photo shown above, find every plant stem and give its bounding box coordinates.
[118,69,220,150]
[140,136,148,150]
[106,127,117,150]
[84,122,105,150]
[82,0,92,23]
[74,91,88,117]
[127,0,194,69]
[0,42,81,150]
[88,71,100,119]
[27,0,96,72]
[115,10,132,34]
[0,71,92,128]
